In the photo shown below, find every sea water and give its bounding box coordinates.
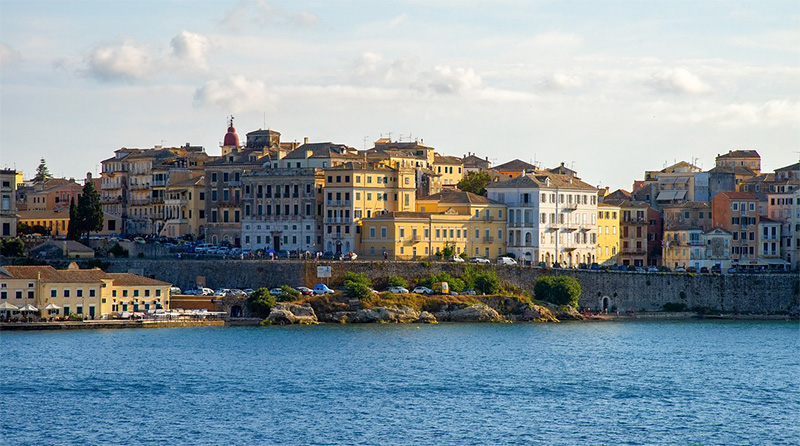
[1,320,798,445]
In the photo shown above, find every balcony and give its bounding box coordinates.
[325,218,350,224]
[561,202,578,210]
[102,196,122,204]
[165,198,188,206]
[326,200,352,207]
[129,183,150,190]
[484,236,495,242]
[129,198,151,206]
[622,218,648,225]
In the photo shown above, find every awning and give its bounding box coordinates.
[656,190,688,201]
[0,302,19,311]
[45,303,61,310]
[19,304,39,312]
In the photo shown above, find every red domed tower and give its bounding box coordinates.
[221,116,240,155]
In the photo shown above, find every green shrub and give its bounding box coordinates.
[68,313,82,321]
[419,261,430,268]
[0,238,25,257]
[247,288,276,318]
[417,272,465,292]
[474,271,501,294]
[108,243,128,258]
[386,275,409,289]
[343,272,373,299]
[278,285,302,302]
[533,276,581,308]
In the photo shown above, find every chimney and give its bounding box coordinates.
[62,241,68,256]
[304,137,309,144]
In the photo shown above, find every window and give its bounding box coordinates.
[64,289,70,298]
[77,289,83,297]
[381,227,387,238]
[51,289,57,298]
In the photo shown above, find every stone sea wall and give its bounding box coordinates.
[98,259,799,314]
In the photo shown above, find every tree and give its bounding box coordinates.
[278,285,301,302]
[247,288,276,318]
[66,198,81,241]
[534,276,582,308]
[474,271,501,295]
[34,158,52,183]
[441,246,455,258]
[457,171,492,196]
[343,272,373,299]
[0,238,25,257]
[76,181,103,239]
[385,275,408,289]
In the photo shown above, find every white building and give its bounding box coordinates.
[486,171,599,266]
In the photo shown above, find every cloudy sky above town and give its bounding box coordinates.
[1,0,798,189]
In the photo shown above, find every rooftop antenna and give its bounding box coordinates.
[363,136,369,151]
[387,132,392,141]
[570,161,575,171]
[263,112,266,129]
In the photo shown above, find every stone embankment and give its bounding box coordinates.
[262,297,560,325]
[72,259,800,314]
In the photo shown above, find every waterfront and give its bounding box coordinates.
[1,321,798,446]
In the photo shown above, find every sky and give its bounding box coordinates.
[1,0,798,191]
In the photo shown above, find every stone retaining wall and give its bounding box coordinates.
[93,259,799,314]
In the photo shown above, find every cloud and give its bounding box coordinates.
[84,40,153,82]
[0,42,21,67]
[415,65,481,95]
[539,73,584,91]
[221,0,318,29]
[171,31,211,69]
[194,75,277,112]
[649,68,711,95]
[352,52,417,85]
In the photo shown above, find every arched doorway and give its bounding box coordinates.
[230,305,242,318]
[601,296,610,312]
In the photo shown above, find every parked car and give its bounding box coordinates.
[590,263,601,270]
[700,267,709,274]
[296,286,315,296]
[386,286,409,294]
[674,267,686,272]
[412,286,433,295]
[213,288,232,297]
[461,288,477,295]
[471,257,491,264]
[450,256,465,263]
[242,289,255,295]
[432,282,449,294]
[169,287,182,295]
[313,284,335,294]
[647,266,659,273]
[269,288,284,296]
[497,256,517,266]
[686,266,698,273]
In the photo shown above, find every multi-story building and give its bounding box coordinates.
[492,159,536,180]
[487,171,598,267]
[711,192,759,264]
[321,161,416,256]
[600,198,656,267]
[715,150,761,174]
[432,154,464,188]
[663,228,733,271]
[0,262,171,319]
[271,141,360,169]
[758,217,782,261]
[241,168,324,253]
[151,147,209,236]
[461,153,491,173]
[25,178,83,211]
[101,144,206,235]
[596,202,620,265]
[663,202,713,232]
[767,182,800,270]
[416,190,507,259]
[160,176,206,239]
[204,124,271,246]
[370,138,436,167]
[1,169,17,237]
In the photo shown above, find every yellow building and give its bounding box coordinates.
[322,162,416,256]
[0,263,171,319]
[596,203,620,265]
[360,190,507,260]
[432,154,465,188]
[416,190,507,259]
[161,176,206,239]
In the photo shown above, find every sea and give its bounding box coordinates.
[1,320,798,446]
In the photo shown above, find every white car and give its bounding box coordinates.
[412,286,433,295]
[387,286,409,294]
[450,256,465,263]
[269,288,284,296]
[471,257,491,264]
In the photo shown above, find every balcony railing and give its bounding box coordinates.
[561,203,578,210]
[326,200,351,206]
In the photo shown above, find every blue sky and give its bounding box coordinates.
[1,0,798,189]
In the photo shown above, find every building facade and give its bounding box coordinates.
[487,171,598,266]
[0,169,18,237]
[596,203,620,265]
